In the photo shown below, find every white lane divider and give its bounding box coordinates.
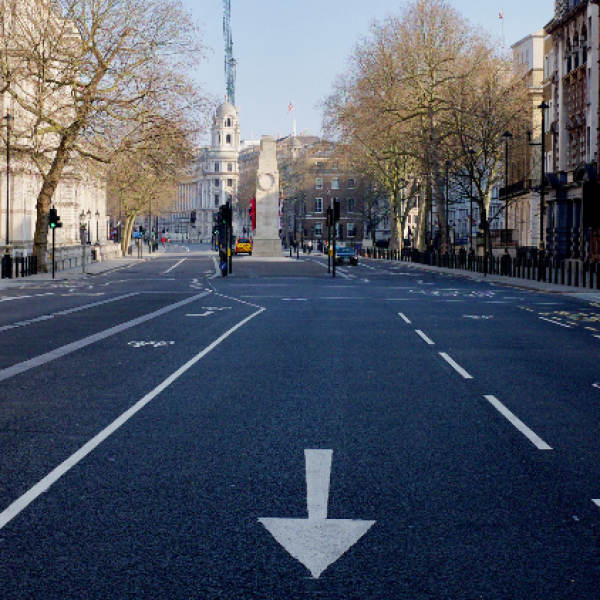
[398,313,412,324]
[0,306,265,531]
[539,317,571,328]
[484,395,552,450]
[439,352,473,379]
[162,258,186,274]
[593,500,600,508]
[415,330,435,345]
[0,291,211,383]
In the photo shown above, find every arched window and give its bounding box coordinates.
[226,118,232,127]
[226,134,232,144]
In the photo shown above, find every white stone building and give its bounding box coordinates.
[172,102,241,241]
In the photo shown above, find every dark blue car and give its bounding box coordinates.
[335,246,358,266]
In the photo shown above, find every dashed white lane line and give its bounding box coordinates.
[484,395,552,450]
[593,499,600,508]
[398,313,412,324]
[162,258,187,274]
[439,353,473,379]
[0,306,265,531]
[539,317,571,328]
[415,330,435,345]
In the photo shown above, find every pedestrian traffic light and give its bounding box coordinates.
[334,199,340,222]
[48,207,62,229]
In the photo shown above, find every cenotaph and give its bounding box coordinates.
[252,136,281,257]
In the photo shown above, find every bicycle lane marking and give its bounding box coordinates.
[0,305,266,531]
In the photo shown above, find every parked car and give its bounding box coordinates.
[235,237,252,255]
[335,246,358,266]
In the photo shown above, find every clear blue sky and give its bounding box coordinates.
[184,0,554,143]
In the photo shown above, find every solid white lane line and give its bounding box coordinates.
[439,353,473,379]
[484,395,552,450]
[0,292,211,383]
[539,317,571,328]
[416,330,435,345]
[0,306,265,531]
[398,313,412,324]
[162,258,186,274]
[593,499,600,508]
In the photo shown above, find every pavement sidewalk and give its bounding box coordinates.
[0,252,163,290]
[397,259,600,302]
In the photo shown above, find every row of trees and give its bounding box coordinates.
[0,0,209,264]
[321,0,531,253]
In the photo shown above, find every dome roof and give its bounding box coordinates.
[216,101,237,118]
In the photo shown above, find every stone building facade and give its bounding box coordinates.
[172,102,241,241]
[544,0,600,259]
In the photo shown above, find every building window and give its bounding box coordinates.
[315,198,323,213]
[215,163,220,172]
[315,178,323,190]
[214,194,220,207]
[331,178,339,189]
[226,118,231,127]
[348,178,355,189]
[228,163,233,172]
[347,198,355,213]
[227,179,233,187]
[226,134,231,144]
[348,223,355,238]
[315,223,323,237]
[214,179,220,187]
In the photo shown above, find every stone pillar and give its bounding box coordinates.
[252,136,281,257]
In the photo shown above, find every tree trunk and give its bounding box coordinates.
[388,191,400,252]
[121,214,136,256]
[32,134,75,271]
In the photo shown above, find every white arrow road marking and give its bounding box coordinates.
[259,449,375,579]
[592,383,600,389]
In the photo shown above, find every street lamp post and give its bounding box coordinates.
[4,110,12,245]
[502,131,512,254]
[79,210,86,273]
[95,210,100,242]
[445,162,451,253]
[527,101,549,280]
[468,149,475,254]
[86,209,91,244]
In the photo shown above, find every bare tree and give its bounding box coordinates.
[0,0,207,267]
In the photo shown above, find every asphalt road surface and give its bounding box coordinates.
[1,244,600,599]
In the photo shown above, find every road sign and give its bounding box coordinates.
[133,232,141,239]
[259,450,375,579]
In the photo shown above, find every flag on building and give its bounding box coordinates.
[288,102,294,113]
[499,11,503,19]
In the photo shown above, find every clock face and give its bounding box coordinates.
[258,173,275,192]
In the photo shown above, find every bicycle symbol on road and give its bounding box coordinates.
[128,341,175,348]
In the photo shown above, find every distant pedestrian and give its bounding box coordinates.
[308,241,313,254]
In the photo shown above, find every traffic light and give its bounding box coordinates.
[333,199,340,222]
[48,207,62,229]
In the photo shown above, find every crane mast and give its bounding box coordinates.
[223,0,236,105]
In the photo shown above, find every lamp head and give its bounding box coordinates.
[503,131,513,140]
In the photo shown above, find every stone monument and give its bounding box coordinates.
[252,136,281,257]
